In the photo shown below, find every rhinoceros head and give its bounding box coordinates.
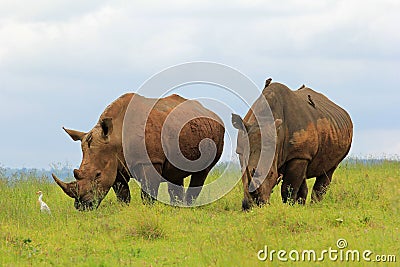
[232,113,282,210]
[53,117,120,210]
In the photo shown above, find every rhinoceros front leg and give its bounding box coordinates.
[135,164,162,205]
[281,159,308,205]
[167,180,184,205]
[112,171,131,204]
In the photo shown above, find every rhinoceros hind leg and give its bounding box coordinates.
[296,179,308,205]
[311,166,336,203]
[185,170,209,206]
[168,180,184,205]
[281,159,308,205]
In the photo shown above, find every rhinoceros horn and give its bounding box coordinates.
[52,173,78,198]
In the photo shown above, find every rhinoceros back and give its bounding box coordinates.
[284,87,353,175]
[261,83,353,177]
[123,94,224,171]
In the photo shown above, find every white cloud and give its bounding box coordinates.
[0,4,204,82]
[1,0,399,74]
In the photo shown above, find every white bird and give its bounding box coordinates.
[36,190,51,214]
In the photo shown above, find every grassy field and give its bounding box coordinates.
[0,160,399,266]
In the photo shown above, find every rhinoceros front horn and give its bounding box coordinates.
[52,173,78,198]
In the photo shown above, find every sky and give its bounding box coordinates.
[0,0,399,168]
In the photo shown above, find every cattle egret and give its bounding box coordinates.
[36,191,51,214]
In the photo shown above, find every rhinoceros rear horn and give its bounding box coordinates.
[274,119,283,129]
[52,173,78,198]
[63,127,86,141]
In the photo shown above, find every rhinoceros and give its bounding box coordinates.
[232,80,353,210]
[53,93,224,210]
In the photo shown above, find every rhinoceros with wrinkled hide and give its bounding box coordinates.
[232,80,353,210]
[53,93,224,210]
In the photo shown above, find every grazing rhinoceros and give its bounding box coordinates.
[232,80,353,210]
[53,93,224,210]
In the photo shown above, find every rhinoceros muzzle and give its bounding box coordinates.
[242,199,252,211]
[74,199,96,211]
[53,173,102,211]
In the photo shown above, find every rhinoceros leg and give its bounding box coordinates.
[311,166,336,203]
[281,159,308,204]
[296,179,308,205]
[185,169,209,206]
[112,171,131,204]
[135,164,162,205]
[167,181,184,205]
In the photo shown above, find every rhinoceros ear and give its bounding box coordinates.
[63,127,86,141]
[264,78,272,88]
[232,113,247,131]
[100,118,113,138]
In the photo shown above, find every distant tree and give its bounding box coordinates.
[0,164,4,178]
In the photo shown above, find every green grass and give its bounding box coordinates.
[0,161,399,266]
